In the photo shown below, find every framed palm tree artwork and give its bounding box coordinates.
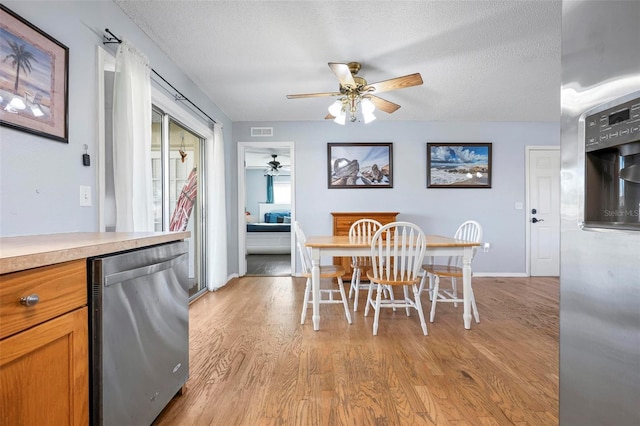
[0,5,69,143]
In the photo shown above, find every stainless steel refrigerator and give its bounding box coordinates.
[560,1,640,424]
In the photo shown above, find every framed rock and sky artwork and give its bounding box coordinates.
[327,142,393,189]
[426,142,492,188]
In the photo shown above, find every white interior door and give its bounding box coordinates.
[527,147,560,276]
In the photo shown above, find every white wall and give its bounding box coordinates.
[232,120,560,274]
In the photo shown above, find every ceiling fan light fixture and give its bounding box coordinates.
[363,110,376,124]
[334,110,346,125]
[328,100,343,117]
[361,97,376,123]
[361,97,375,114]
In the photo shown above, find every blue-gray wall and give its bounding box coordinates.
[245,169,267,218]
[233,120,559,274]
[0,1,560,277]
[0,1,234,273]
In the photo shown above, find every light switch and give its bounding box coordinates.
[515,202,523,210]
[80,186,92,207]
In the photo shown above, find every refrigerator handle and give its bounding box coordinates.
[104,253,186,287]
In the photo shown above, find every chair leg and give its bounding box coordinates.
[470,285,480,323]
[337,277,352,324]
[413,283,428,336]
[349,268,358,299]
[388,285,397,311]
[429,276,440,323]
[429,274,435,301]
[418,271,426,293]
[403,286,411,316]
[364,281,375,316]
[373,284,383,335]
[353,269,360,312]
[301,277,311,324]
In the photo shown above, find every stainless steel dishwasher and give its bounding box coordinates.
[89,241,189,426]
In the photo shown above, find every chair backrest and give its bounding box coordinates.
[370,222,426,283]
[294,221,312,274]
[349,218,382,264]
[449,220,483,266]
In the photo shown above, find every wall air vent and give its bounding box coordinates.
[251,127,273,137]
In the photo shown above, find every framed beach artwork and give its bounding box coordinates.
[426,142,492,188]
[327,142,393,188]
[0,5,69,143]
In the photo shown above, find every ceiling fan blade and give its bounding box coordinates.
[325,113,335,119]
[286,91,341,99]
[328,62,356,88]
[364,73,423,94]
[365,95,401,114]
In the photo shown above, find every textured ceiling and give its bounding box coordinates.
[114,0,562,123]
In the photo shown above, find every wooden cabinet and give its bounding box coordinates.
[331,212,399,280]
[0,260,89,425]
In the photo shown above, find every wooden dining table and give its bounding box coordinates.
[305,234,481,331]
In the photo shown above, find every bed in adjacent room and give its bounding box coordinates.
[246,203,291,254]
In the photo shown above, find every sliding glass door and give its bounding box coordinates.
[152,106,206,299]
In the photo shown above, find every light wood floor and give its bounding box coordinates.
[154,276,559,425]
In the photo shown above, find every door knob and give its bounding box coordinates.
[532,218,545,223]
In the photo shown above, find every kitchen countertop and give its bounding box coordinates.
[0,232,190,274]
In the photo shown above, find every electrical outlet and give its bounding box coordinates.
[80,186,92,207]
[483,242,491,252]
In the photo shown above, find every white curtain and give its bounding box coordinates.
[206,124,228,290]
[112,39,153,232]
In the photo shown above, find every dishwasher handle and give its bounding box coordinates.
[104,253,186,287]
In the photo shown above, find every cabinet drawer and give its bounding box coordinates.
[0,260,86,339]
[334,218,356,236]
[332,213,399,236]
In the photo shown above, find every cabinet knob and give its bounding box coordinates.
[20,294,40,307]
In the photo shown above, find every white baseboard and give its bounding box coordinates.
[208,273,239,291]
[474,272,529,278]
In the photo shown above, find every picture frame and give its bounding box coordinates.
[426,142,492,188]
[0,4,69,143]
[327,142,393,188]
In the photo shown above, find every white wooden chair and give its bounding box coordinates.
[364,222,428,335]
[420,220,483,323]
[294,221,352,325]
[348,218,383,311]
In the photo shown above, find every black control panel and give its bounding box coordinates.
[585,96,640,152]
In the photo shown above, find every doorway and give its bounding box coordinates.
[237,142,295,276]
[526,146,560,276]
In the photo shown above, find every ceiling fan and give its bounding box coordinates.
[266,154,283,175]
[286,62,423,124]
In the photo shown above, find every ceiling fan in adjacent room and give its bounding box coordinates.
[286,62,423,124]
[266,154,283,175]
